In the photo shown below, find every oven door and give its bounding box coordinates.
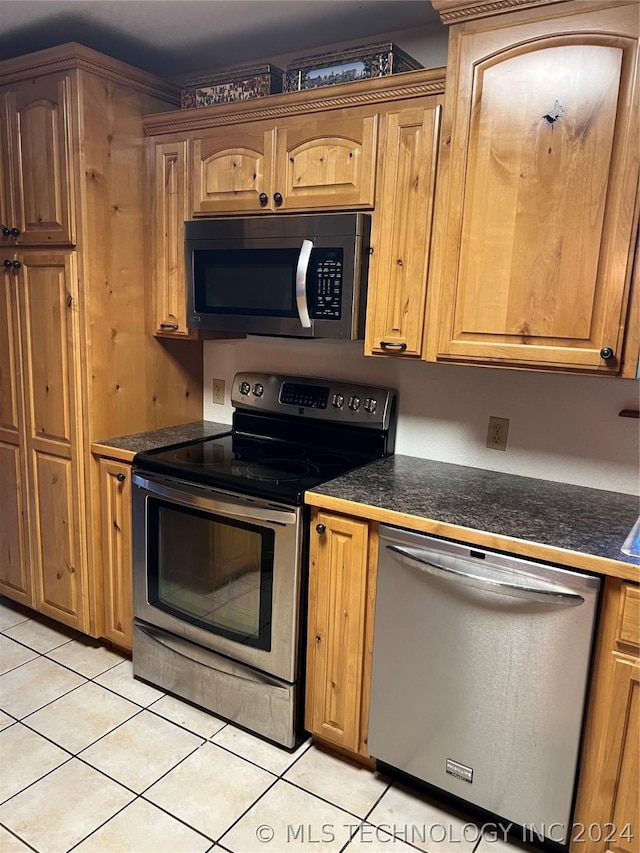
[131,472,303,682]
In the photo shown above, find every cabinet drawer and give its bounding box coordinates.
[617,584,640,649]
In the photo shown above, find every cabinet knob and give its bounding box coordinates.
[116,473,126,482]
[10,228,20,237]
[2,226,10,237]
[258,192,268,207]
[273,192,283,207]
[315,635,321,643]
[599,347,615,361]
[316,523,326,534]
[3,259,20,269]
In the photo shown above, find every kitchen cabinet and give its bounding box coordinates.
[95,454,133,651]
[425,0,639,375]
[305,509,378,758]
[572,578,639,853]
[365,103,441,358]
[191,113,377,216]
[150,139,194,338]
[0,72,75,247]
[0,44,204,634]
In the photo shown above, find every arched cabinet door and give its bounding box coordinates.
[1,73,76,246]
[426,2,639,374]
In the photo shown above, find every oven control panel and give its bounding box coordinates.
[232,372,396,430]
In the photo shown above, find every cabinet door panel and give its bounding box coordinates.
[2,75,75,246]
[607,657,639,853]
[192,127,273,214]
[32,451,83,622]
[98,458,133,650]
[276,115,377,210]
[306,511,369,752]
[366,105,440,357]
[152,140,194,337]
[428,6,639,372]
[0,266,21,434]
[0,440,31,602]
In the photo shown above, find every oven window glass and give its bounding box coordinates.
[194,249,299,317]
[147,500,274,650]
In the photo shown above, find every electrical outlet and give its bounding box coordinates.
[486,416,509,451]
[212,378,225,405]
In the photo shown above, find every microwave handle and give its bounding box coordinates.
[295,239,313,328]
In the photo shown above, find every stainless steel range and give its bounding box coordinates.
[131,372,397,747]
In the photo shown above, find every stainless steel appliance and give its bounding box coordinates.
[368,526,601,845]
[185,213,370,338]
[132,372,396,747]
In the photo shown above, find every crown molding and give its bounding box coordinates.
[431,0,570,24]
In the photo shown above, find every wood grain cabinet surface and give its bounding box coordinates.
[305,509,378,759]
[365,103,441,358]
[191,113,377,216]
[572,578,639,853]
[0,73,75,247]
[425,0,640,376]
[95,456,133,651]
[0,44,203,636]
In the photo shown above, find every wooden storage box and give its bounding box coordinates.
[284,42,422,92]
[181,64,283,108]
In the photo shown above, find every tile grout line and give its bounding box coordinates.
[0,820,40,853]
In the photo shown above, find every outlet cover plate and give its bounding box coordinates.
[486,416,509,451]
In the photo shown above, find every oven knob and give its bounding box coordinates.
[239,381,251,395]
[332,393,344,409]
[364,397,377,414]
[253,383,264,397]
[348,395,360,411]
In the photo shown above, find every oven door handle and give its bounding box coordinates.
[132,473,298,526]
[295,239,313,328]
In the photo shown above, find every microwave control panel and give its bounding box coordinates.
[311,250,342,320]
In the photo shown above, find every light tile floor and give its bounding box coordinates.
[0,596,531,853]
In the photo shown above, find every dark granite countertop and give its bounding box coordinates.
[94,420,231,454]
[307,455,640,570]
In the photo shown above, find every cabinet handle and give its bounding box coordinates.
[258,192,268,206]
[116,472,126,482]
[273,192,283,207]
[599,347,615,360]
[159,323,180,330]
[380,341,407,351]
[3,259,21,269]
[316,523,326,534]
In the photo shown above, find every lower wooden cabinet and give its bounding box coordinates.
[95,454,133,651]
[571,578,639,853]
[305,509,378,758]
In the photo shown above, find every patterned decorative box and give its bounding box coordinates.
[284,42,422,93]
[181,64,283,108]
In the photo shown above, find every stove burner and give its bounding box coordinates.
[246,459,318,482]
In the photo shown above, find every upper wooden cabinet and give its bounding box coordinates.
[0,73,75,247]
[191,113,378,216]
[425,0,640,375]
[365,103,441,358]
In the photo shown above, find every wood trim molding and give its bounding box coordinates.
[431,0,570,24]
[143,67,446,135]
[0,42,180,105]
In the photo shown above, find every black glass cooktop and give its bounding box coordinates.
[134,430,376,505]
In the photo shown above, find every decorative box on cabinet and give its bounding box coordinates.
[305,509,378,759]
[572,578,639,853]
[0,44,203,634]
[426,0,640,376]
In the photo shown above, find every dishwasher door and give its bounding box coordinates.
[368,525,601,844]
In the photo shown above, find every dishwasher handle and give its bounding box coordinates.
[386,544,585,606]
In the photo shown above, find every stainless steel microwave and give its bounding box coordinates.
[185,213,370,339]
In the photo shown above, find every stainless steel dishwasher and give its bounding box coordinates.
[368,525,601,846]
